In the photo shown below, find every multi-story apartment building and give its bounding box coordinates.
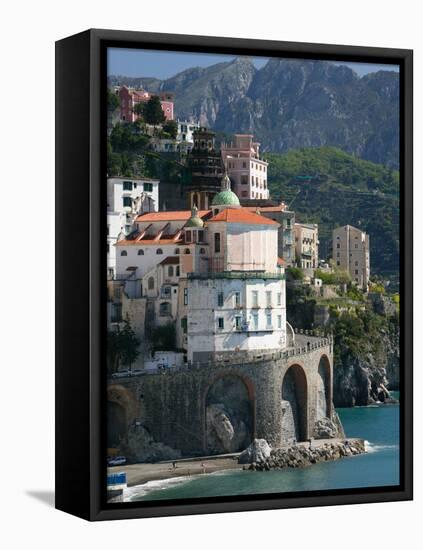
[117,86,174,123]
[332,225,370,290]
[221,134,269,200]
[294,223,319,271]
[107,177,159,278]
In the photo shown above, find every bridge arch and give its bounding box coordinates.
[281,363,308,442]
[316,354,332,419]
[203,372,255,454]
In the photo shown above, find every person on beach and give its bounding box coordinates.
[201,462,206,474]
[172,461,177,469]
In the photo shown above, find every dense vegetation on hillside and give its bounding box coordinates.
[264,147,400,278]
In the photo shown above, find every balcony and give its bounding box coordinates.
[188,271,285,281]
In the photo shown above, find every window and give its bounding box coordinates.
[241,175,248,185]
[242,161,247,168]
[198,230,205,242]
[251,313,259,331]
[181,317,187,333]
[175,248,180,254]
[266,290,272,307]
[199,248,206,255]
[277,315,282,329]
[337,243,340,248]
[123,181,132,191]
[266,312,272,328]
[123,196,132,207]
[355,269,359,275]
[168,266,174,277]
[277,292,282,306]
[355,244,358,249]
[184,288,188,305]
[185,230,192,243]
[217,292,224,307]
[252,290,259,308]
[337,261,340,266]
[160,302,171,316]
[148,277,154,290]
[241,191,247,197]
[120,250,127,256]
[337,252,340,258]
[355,261,359,266]
[144,182,153,193]
[234,291,241,307]
[184,248,190,255]
[235,316,242,330]
[138,249,144,255]
[214,232,221,253]
[176,266,180,277]
[218,317,224,329]
[156,248,163,255]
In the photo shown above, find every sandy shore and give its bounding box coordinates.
[108,454,242,487]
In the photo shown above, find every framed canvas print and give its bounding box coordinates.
[55,29,413,521]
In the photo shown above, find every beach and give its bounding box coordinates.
[108,454,242,487]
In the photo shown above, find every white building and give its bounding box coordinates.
[176,120,200,146]
[221,134,269,201]
[107,177,159,278]
[112,176,287,365]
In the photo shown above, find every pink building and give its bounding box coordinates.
[221,134,269,201]
[118,86,174,123]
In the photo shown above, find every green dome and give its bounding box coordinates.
[185,205,204,228]
[212,189,240,207]
[185,215,204,228]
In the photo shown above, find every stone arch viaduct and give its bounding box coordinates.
[107,335,334,455]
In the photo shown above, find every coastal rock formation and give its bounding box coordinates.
[206,403,249,453]
[121,425,181,463]
[238,439,272,465]
[313,415,345,439]
[245,440,365,471]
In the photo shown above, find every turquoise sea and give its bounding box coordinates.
[128,398,400,502]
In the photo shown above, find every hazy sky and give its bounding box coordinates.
[107,47,399,80]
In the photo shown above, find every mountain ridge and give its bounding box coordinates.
[108,57,399,168]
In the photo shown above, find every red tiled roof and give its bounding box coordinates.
[116,237,182,246]
[208,208,279,226]
[136,210,211,222]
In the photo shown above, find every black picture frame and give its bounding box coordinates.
[55,28,413,521]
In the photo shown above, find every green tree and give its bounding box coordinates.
[163,119,178,139]
[133,102,145,118]
[107,320,140,374]
[150,323,176,352]
[107,89,120,112]
[144,95,166,125]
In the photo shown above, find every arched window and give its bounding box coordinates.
[120,250,127,256]
[168,266,174,277]
[156,248,163,255]
[138,249,144,255]
[185,248,191,255]
[199,248,206,254]
[148,277,154,290]
[174,248,180,255]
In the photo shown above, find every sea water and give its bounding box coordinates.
[129,400,400,502]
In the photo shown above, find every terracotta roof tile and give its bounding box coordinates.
[208,208,279,226]
[136,210,210,222]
